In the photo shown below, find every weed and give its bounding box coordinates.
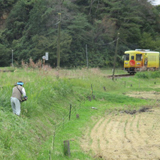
[135,71,160,79]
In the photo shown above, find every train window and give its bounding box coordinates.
[131,56,134,60]
[136,54,142,61]
[124,54,129,61]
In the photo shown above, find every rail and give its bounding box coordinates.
[107,74,135,78]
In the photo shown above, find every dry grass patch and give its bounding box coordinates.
[126,91,160,100]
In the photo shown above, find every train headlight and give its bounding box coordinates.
[137,63,140,65]
[125,62,128,64]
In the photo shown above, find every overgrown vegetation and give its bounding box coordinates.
[135,70,160,79]
[0,0,160,67]
[0,68,159,159]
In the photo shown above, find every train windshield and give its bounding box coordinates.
[136,54,142,61]
[124,54,129,61]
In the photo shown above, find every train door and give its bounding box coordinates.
[136,54,143,68]
[124,54,129,69]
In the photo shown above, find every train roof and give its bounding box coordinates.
[125,49,159,54]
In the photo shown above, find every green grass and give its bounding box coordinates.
[0,67,15,72]
[135,70,160,79]
[0,68,159,160]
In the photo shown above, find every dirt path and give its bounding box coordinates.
[81,107,160,160]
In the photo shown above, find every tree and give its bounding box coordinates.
[0,44,11,66]
[1,0,160,68]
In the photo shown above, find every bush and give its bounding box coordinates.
[135,72,149,79]
[135,71,160,79]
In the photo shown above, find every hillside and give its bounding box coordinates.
[0,0,160,68]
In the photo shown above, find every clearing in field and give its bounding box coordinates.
[81,92,160,160]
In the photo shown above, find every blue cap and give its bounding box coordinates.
[17,82,24,86]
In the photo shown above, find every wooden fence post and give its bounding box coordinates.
[63,140,70,156]
[91,84,95,99]
[91,84,93,96]
[76,114,79,119]
[69,104,72,120]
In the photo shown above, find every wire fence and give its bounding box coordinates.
[47,80,160,159]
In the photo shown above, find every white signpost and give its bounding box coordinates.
[45,52,49,60]
[42,52,49,60]
[42,52,49,65]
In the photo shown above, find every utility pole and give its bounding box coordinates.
[86,44,88,68]
[57,13,61,69]
[12,50,14,67]
[112,32,120,81]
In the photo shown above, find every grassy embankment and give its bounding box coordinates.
[0,67,159,160]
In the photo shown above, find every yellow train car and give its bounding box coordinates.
[124,49,160,74]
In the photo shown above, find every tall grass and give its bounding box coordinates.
[0,68,158,160]
[135,70,160,79]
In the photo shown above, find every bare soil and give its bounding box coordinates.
[81,92,160,160]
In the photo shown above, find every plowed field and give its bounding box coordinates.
[81,93,160,160]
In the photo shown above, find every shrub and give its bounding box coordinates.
[135,72,149,79]
[135,71,160,79]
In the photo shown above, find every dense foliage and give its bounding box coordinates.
[0,0,160,67]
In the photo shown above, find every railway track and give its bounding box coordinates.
[107,74,135,78]
[0,69,14,72]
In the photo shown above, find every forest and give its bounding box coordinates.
[0,0,160,68]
